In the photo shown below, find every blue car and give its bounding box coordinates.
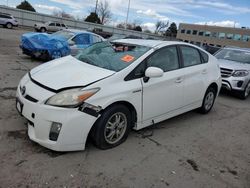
[20,29,104,60]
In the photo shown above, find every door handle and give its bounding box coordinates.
[175,77,183,83]
[202,69,207,74]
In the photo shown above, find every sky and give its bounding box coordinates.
[2,0,250,31]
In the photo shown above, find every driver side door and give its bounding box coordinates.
[141,45,184,125]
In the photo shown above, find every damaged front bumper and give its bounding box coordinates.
[16,79,100,151]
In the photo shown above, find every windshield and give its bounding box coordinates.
[51,30,74,40]
[215,49,250,64]
[75,41,151,72]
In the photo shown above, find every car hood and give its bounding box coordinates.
[30,55,115,91]
[218,59,250,71]
[21,32,68,50]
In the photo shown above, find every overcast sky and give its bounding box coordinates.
[3,0,250,31]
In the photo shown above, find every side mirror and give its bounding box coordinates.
[68,40,75,46]
[145,67,164,78]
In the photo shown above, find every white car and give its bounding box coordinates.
[16,39,221,151]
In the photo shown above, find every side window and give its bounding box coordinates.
[56,23,61,27]
[93,35,102,43]
[72,34,90,45]
[180,46,202,67]
[200,50,209,63]
[147,46,179,72]
[61,24,66,27]
[49,22,55,26]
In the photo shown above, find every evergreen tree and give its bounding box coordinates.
[16,1,36,12]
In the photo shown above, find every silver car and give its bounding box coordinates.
[215,47,250,99]
[34,21,67,33]
[0,13,18,29]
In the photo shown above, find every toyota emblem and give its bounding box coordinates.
[20,86,26,95]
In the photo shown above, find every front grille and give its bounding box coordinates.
[220,68,233,78]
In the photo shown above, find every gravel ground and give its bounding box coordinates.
[0,27,249,188]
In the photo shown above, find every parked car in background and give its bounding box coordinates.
[0,12,18,29]
[20,29,104,60]
[16,39,221,151]
[34,21,67,33]
[215,46,250,99]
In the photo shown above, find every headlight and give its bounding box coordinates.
[45,88,100,107]
[232,70,249,77]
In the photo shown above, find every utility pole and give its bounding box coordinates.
[95,0,98,14]
[125,0,131,30]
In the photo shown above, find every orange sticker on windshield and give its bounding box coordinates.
[121,55,135,63]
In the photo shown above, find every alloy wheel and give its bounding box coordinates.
[104,112,127,145]
[204,91,215,111]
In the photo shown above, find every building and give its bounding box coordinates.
[177,23,250,48]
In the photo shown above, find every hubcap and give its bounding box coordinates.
[104,112,127,144]
[7,23,11,28]
[245,83,250,97]
[204,91,214,111]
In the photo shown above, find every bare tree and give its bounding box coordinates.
[97,0,112,24]
[155,20,169,34]
[53,10,74,19]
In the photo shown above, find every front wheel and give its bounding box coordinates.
[51,51,62,59]
[92,105,132,149]
[238,82,250,100]
[6,22,13,29]
[199,87,216,114]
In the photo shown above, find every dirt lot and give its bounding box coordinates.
[0,27,249,188]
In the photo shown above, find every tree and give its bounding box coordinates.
[53,11,74,19]
[85,12,101,24]
[165,22,177,37]
[155,20,168,34]
[97,0,112,24]
[16,0,36,12]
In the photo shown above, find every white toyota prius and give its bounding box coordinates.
[16,39,221,151]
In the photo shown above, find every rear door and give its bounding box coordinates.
[47,22,56,32]
[179,45,208,106]
[142,45,184,122]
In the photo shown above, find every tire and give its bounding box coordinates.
[92,105,132,150]
[6,22,13,29]
[51,51,62,59]
[238,82,250,100]
[40,27,46,32]
[199,87,216,114]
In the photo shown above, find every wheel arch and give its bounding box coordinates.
[87,100,138,141]
[208,82,219,95]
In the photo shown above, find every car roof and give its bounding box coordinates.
[113,39,191,48]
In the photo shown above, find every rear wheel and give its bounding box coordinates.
[199,87,216,114]
[92,105,132,149]
[238,82,250,100]
[6,22,13,29]
[51,51,62,59]
[40,27,46,32]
